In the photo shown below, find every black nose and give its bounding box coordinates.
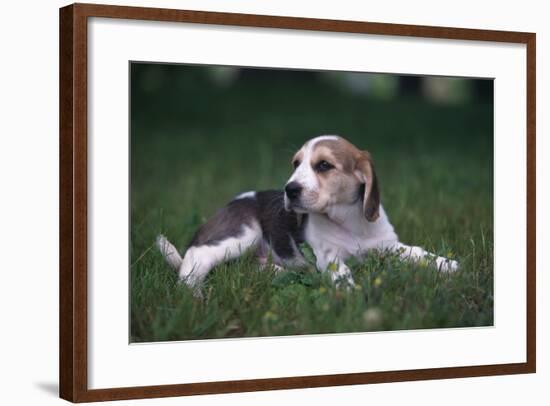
[285,181,303,200]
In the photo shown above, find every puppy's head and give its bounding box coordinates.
[284,135,380,222]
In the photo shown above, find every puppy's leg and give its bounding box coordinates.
[256,234,308,273]
[390,242,458,272]
[179,223,262,293]
[256,241,285,273]
[314,249,355,287]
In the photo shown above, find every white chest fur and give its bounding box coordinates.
[304,204,399,261]
[302,202,458,284]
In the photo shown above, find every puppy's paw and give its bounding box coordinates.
[329,264,355,289]
[438,258,459,272]
[177,275,205,299]
[336,277,356,291]
[257,256,285,273]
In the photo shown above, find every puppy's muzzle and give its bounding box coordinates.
[285,181,303,201]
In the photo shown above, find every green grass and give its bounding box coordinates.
[130,66,493,342]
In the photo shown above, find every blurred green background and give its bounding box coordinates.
[130,63,493,342]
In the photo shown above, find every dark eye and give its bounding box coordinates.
[315,160,334,172]
[293,160,301,169]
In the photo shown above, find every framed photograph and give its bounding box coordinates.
[59,3,536,402]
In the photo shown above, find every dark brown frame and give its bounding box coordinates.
[59,2,536,402]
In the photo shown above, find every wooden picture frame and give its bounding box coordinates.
[59,3,536,402]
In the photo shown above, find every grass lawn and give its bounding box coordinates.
[130,66,493,342]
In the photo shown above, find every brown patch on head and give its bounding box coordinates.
[311,137,380,221]
[355,150,380,222]
[312,137,361,173]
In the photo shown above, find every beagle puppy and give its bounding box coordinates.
[157,135,458,293]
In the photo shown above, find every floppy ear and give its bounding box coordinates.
[355,151,380,222]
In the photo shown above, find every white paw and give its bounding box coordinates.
[257,257,285,273]
[438,258,459,272]
[329,265,355,288]
[177,273,205,299]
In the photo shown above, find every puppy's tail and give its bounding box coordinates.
[156,234,183,270]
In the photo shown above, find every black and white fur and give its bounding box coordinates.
[157,135,458,294]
